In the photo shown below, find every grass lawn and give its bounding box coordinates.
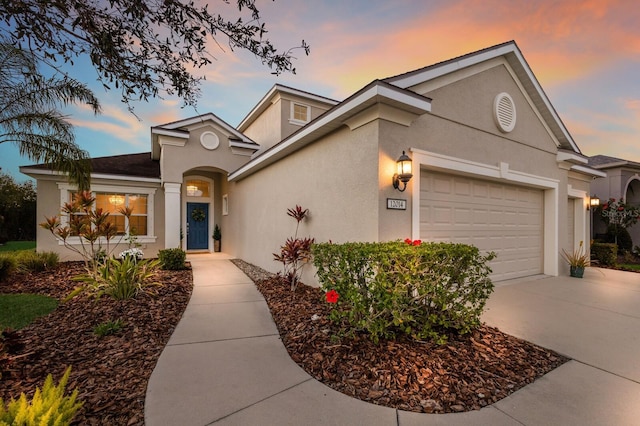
[0,293,58,330]
[619,264,640,271]
[0,241,36,252]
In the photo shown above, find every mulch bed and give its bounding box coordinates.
[232,259,570,414]
[0,262,193,425]
[0,259,570,423]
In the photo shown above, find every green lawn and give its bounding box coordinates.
[0,241,36,252]
[620,264,640,271]
[0,294,58,330]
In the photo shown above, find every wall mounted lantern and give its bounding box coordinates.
[588,196,600,210]
[392,151,413,192]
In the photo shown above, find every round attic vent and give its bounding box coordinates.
[493,92,516,133]
[200,131,220,150]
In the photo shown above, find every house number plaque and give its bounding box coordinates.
[387,198,407,210]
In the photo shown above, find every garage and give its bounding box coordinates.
[419,170,544,281]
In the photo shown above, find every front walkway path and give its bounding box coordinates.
[145,255,640,425]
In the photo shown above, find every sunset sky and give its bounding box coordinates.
[1,0,639,181]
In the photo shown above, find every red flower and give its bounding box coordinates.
[618,207,625,211]
[404,238,412,244]
[412,239,422,246]
[325,290,339,304]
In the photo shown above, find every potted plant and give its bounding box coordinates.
[562,240,590,278]
[213,224,221,252]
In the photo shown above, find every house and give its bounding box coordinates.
[21,41,605,283]
[589,155,640,245]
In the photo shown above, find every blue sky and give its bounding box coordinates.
[2,0,639,181]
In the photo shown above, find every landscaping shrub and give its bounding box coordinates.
[158,248,187,270]
[313,240,496,344]
[591,242,617,266]
[74,257,160,300]
[605,225,633,252]
[14,251,59,273]
[0,254,17,281]
[273,205,314,291]
[0,367,82,425]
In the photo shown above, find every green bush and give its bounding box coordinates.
[313,240,496,344]
[591,242,617,266]
[605,225,633,252]
[0,367,82,425]
[0,254,17,282]
[15,251,59,273]
[74,257,160,300]
[158,248,186,270]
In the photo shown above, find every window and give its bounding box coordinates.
[222,194,228,216]
[185,179,210,197]
[290,102,310,125]
[95,193,148,235]
[59,184,156,243]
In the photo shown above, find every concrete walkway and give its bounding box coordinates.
[145,255,640,425]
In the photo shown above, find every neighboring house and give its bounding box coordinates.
[589,155,640,245]
[21,41,604,283]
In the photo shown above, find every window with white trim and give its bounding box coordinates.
[290,102,310,125]
[59,184,156,243]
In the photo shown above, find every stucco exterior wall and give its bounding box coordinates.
[242,100,282,152]
[243,94,333,153]
[227,123,381,284]
[160,125,253,184]
[381,63,585,275]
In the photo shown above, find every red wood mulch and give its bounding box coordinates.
[0,262,193,425]
[232,259,569,414]
[1,258,569,423]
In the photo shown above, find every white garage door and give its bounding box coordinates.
[420,170,544,281]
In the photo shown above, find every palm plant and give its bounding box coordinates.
[0,39,100,190]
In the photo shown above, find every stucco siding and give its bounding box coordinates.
[227,123,381,284]
[160,125,254,184]
[243,100,282,152]
[414,64,559,156]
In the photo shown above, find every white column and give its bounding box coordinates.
[164,182,182,249]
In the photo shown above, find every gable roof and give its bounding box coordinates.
[384,40,581,154]
[229,80,432,181]
[237,84,339,132]
[151,112,259,160]
[21,152,160,181]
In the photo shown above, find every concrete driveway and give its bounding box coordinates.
[481,267,640,425]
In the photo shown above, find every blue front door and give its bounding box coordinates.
[187,202,209,250]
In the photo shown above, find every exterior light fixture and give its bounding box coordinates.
[588,196,600,210]
[393,151,413,192]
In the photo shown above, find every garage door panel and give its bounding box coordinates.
[420,171,543,281]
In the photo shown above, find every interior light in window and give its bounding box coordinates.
[109,195,125,206]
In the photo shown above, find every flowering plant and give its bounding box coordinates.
[404,238,422,246]
[119,248,143,261]
[600,198,640,228]
[325,289,339,304]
